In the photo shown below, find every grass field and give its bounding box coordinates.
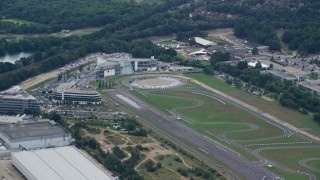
[1,18,38,25]
[305,160,320,171]
[51,27,102,37]
[120,73,320,179]
[264,166,309,180]
[106,135,126,145]
[138,168,179,180]
[146,90,284,141]
[260,148,320,179]
[185,73,320,137]
[155,155,188,171]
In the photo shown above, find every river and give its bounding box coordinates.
[0,52,33,63]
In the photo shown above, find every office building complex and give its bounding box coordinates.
[0,86,40,113]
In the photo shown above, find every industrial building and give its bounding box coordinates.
[0,86,40,113]
[267,66,308,83]
[52,82,101,104]
[299,80,320,96]
[96,54,159,78]
[11,146,114,180]
[194,37,217,48]
[0,120,72,150]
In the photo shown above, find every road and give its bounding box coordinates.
[106,89,276,180]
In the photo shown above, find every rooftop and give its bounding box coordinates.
[56,82,99,94]
[194,37,217,46]
[267,69,298,81]
[0,86,37,100]
[283,66,308,76]
[299,80,320,92]
[0,115,23,124]
[0,120,70,142]
[11,146,114,180]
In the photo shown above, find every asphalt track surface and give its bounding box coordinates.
[107,89,276,180]
[300,158,320,174]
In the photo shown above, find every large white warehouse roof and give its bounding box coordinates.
[11,146,114,180]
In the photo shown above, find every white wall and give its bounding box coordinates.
[0,132,72,149]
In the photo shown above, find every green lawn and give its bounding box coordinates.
[195,122,252,134]
[305,160,320,171]
[240,135,319,150]
[155,155,188,171]
[130,90,172,116]
[260,148,320,179]
[1,18,38,25]
[264,166,309,180]
[146,92,198,110]
[186,73,320,137]
[147,90,284,140]
[138,168,179,180]
[51,27,102,37]
[106,135,126,145]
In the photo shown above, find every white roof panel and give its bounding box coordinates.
[12,146,114,180]
[194,37,216,46]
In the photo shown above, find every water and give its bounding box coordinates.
[0,52,33,63]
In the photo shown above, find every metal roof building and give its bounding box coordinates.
[52,82,101,105]
[0,120,72,149]
[11,146,114,180]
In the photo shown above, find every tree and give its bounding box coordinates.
[58,73,62,81]
[113,146,126,159]
[210,51,230,65]
[252,47,259,55]
[314,113,320,124]
[255,62,262,69]
[237,61,248,70]
[145,160,156,172]
[269,63,274,69]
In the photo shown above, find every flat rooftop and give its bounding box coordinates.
[0,86,36,100]
[12,146,114,180]
[267,70,297,81]
[0,121,69,142]
[56,82,98,94]
[284,66,308,76]
[106,57,156,62]
[299,80,320,92]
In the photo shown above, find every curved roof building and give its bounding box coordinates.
[53,82,101,104]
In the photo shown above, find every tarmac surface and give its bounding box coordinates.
[107,89,276,180]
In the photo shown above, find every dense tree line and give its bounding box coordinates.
[204,0,320,53]
[234,19,280,51]
[0,0,194,34]
[0,21,48,34]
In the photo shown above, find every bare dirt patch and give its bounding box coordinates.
[20,69,60,90]
[262,96,274,102]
